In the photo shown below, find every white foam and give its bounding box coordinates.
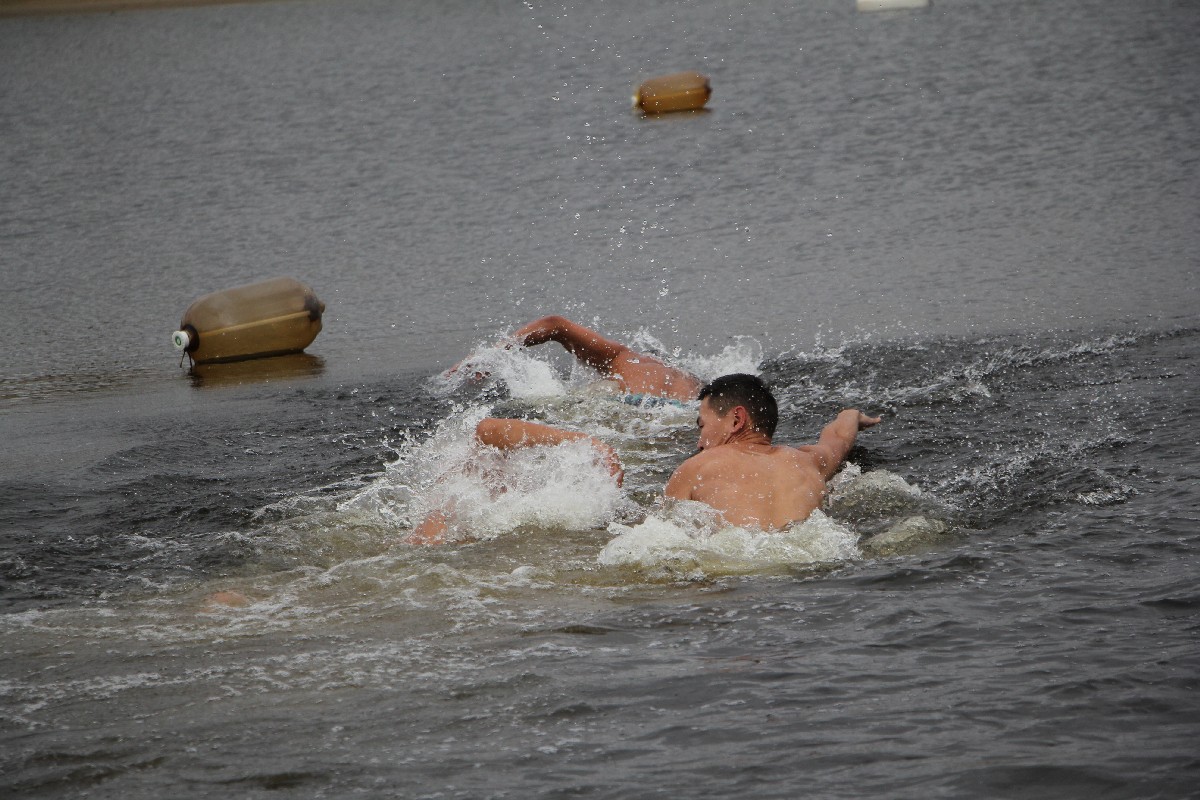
[825,468,925,517]
[862,516,949,556]
[679,336,764,382]
[599,503,860,577]
[434,332,763,401]
[340,401,627,542]
[420,437,626,540]
[338,405,491,526]
[429,342,570,400]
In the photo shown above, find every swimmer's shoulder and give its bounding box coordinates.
[681,444,745,476]
[667,447,726,492]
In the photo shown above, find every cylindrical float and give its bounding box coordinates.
[857,0,930,11]
[172,276,325,364]
[635,71,711,114]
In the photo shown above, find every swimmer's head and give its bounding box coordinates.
[698,374,778,438]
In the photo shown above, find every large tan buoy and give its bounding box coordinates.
[635,71,711,114]
[172,276,325,365]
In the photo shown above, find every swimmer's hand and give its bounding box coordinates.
[589,438,624,487]
[856,412,883,430]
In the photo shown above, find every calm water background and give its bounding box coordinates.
[1,0,1198,797]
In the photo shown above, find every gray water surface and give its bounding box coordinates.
[2,0,1196,394]
[1,0,1198,797]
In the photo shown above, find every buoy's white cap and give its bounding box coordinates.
[172,330,191,351]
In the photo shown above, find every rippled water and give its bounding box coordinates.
[1,0,1198,797]
[5,327,1197,797]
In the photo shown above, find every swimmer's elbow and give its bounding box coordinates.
[531,314,572,341]
[474,418,510,448]
[806,446,840,482]
[474,417,497,439]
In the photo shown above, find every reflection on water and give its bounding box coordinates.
[0,366,170,408]
[187,353,325,389]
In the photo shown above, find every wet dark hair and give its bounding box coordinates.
[698,373,778,438]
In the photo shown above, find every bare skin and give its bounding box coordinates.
[452,315,700,402]
[409,418,624,545]
[201,589,252,610]
[665,400,881,531]
[512,315,700,401]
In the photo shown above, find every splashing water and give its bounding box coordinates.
[431,332,765,402]
[340,335,955,571]
[679,336,765,382]
[415,436,629,542]
[600,504,862,579]
[325,335,765,556]
[429,341,569,400]
[339,402,627,543]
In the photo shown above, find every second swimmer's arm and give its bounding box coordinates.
[803,409,882,481]
[474,418,623,485]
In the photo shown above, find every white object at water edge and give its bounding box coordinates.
[857,0,930,11]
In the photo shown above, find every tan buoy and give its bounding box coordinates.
[857,0,930,11]
[172,276,325,365]
[635,71,711,114]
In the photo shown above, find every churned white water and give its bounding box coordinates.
[600,507,862,576]
[340,337,796,555]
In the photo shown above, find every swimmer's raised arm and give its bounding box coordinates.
[511,316,629,373]
[515,315,699,401]
[799,409,882,481]
[448,314,698,401]
[474,418,623,486]
[444,315,624,380]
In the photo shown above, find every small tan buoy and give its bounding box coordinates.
[635,71,711,114]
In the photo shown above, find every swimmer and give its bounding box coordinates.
[665,374,880,531]
[448,315,700,403]
[409,417,624,545]
[410,373,878,543]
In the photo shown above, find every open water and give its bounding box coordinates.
[1,0,1198,797]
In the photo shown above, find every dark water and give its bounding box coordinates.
[2,0,1199,797]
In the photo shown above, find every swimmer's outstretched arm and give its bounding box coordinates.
[800,409,882,481]
[475,418,623,486]
[513,315,700,401]
[447,314,697,401]
[444,315,624,379]
[511,315,629,374]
